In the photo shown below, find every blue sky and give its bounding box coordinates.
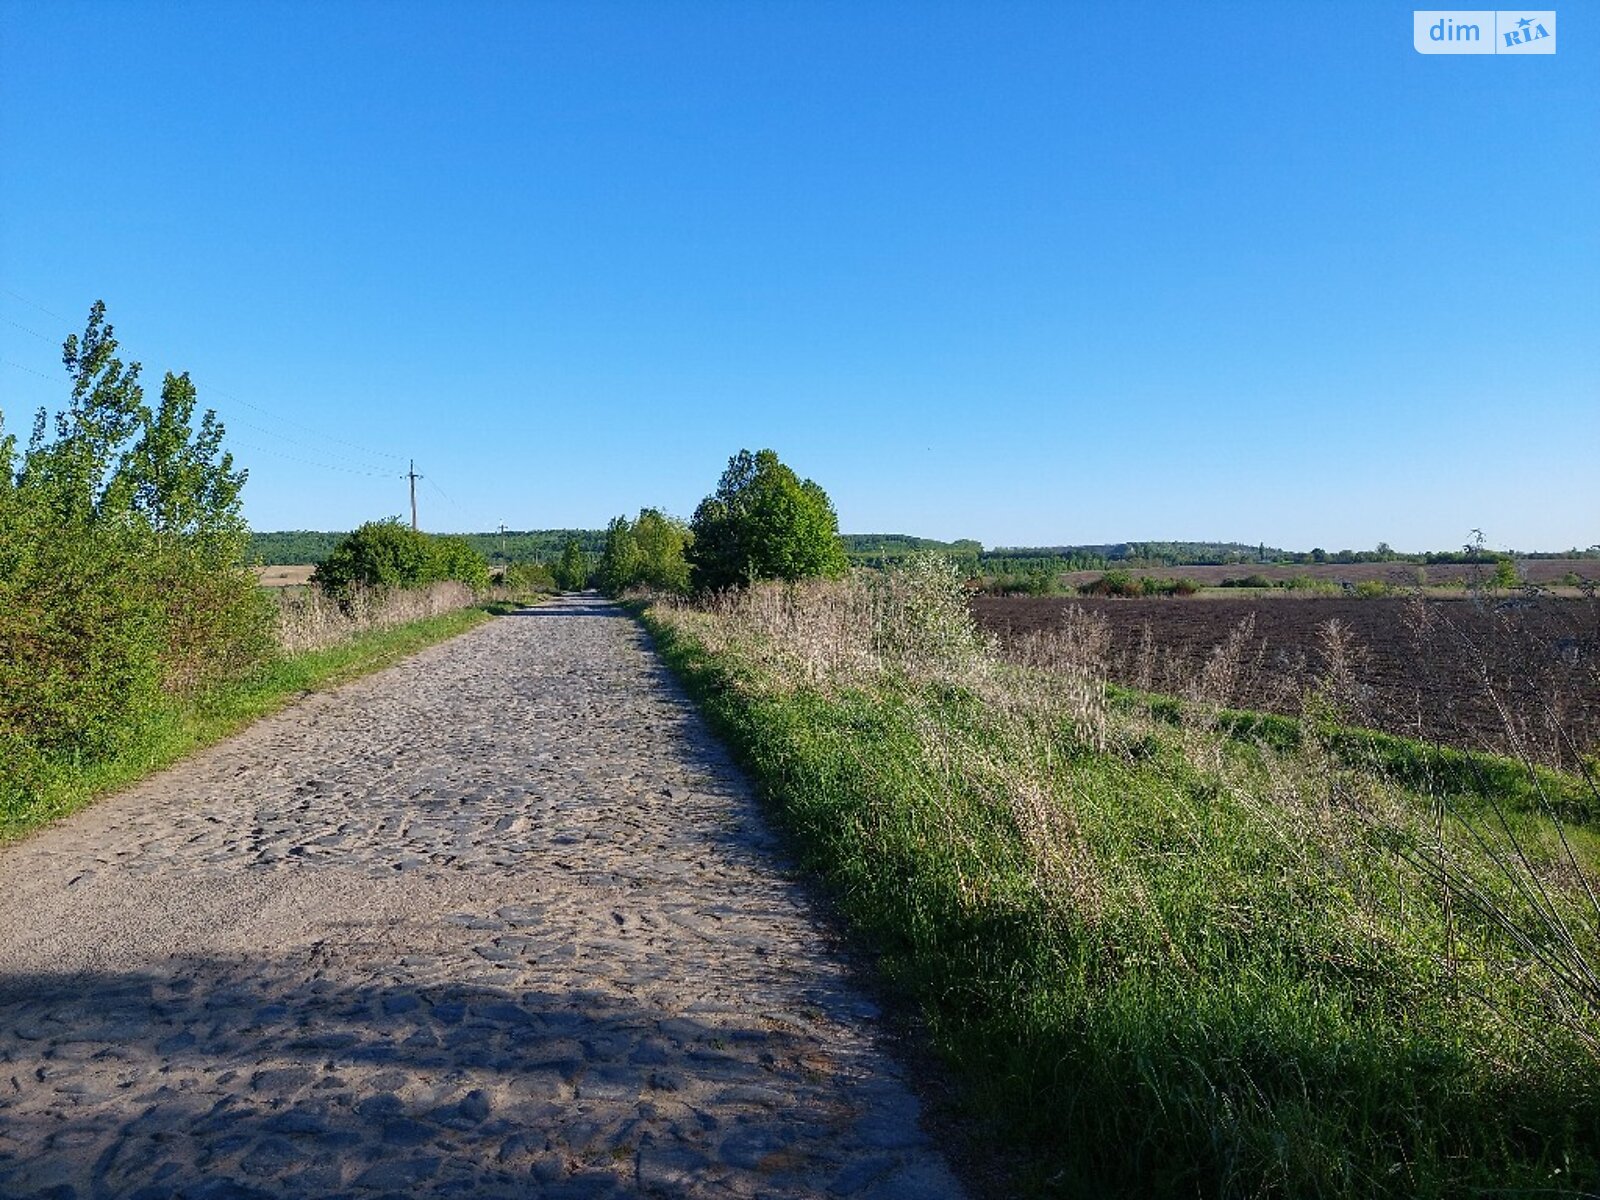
[2,1,1594,551]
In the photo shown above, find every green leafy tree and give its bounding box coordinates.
[633,508,692,593]
[312,520,440,595]
[432,535,492,592]
[311,520,491,597]
[687,449,848,591]
[554,536,590,590]
[597,515,642,594]
[1492,557,1520,590]
[599,508,692,594]
[503,560,557,593]
[1,302,272,797]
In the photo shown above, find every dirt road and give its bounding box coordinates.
[0,596,963,1199]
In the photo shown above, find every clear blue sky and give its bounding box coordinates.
[2,1,1595,552]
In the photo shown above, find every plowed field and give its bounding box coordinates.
[972,595,1600,761]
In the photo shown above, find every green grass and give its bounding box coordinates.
[0,605,496,844]
[641,602,1600,1200]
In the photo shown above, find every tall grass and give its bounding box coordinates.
[643,556,1600,1198]
[273,579,478,654]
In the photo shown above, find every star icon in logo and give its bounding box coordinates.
[1517,16,1533,28]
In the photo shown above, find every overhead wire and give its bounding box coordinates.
[227,439,395,479]
[1,284,406,469]
[2,358,56,383]
[1,289,68,323]
[0,287,475,522]
[199,383,408,467]
[0,316,57,344]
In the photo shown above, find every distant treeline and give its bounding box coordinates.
[251,528,607,566]
[253,530,1600,570]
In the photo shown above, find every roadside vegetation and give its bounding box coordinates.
[0,303,502,842]
[639,558,1599,1198]
[600,451,1599,1198]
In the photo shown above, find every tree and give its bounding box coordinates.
[2,301,273,794]
[687,449,848,591]
[597,515,641,594]
[554,536,590,590]
[432,535,492,592]
[311,520,490,597]
[633,508,692,592]
[597,509,693,595]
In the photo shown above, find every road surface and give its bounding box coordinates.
[0,596,964,1199]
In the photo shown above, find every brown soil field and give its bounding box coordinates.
[1056,559,1597,588]
[972,594,1600,762]
[255,564,316,588]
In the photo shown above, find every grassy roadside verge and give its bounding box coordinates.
[639,591,1600,1200]
[0,604,499,844]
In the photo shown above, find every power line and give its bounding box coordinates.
[2,357,56,382]
[226,439,396,479]
[0,316,57,344]
[200,385,407,468]
[1,286,419,495]
[1,289,68,323]
[425,474,491,532]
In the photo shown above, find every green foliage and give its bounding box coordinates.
[644,600,1600,1199]
[502,560,557,593]
[1220,572,1275,589]
[2,605,491,843]
[687,448,848,591]
[431,534,492,592]
[310,519,490,597]
[553,536,591,590]
[0,302,272,807]
[1493,557,1521,590]
[250,528,609,567]
[1077,572,1201,598]
[597,515,642,593]
[597,508,692,594]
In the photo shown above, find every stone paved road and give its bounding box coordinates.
[0,596,965,1200]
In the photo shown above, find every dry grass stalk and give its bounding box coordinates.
[274,581,476,655]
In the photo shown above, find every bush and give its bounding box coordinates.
[502,560,557,593]
[1079,570,1139,597]
[687,448,848,591]
[553,536,591,590]
[311,520,490,598]
[0,302,272,804]
[598,508,692,594]
[1077,571,1197,598]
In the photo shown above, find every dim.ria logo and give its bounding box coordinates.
[1413,10,1557,53]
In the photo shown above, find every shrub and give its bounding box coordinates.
[553,536,591,590]
[0,302,273,803]
[1079,570,1129,597]
[432,534,492,593]
[502,560,557,593]
[598,508,692,594]
[310,520,490,598]
[1354,579,1390,598]
[687,448,848,591]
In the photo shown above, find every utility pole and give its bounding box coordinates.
[498,522,508,563]
[406,459,423,531]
